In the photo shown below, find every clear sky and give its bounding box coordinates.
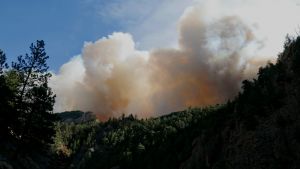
[0,0,193,72]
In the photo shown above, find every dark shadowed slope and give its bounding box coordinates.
[51,36,300,169]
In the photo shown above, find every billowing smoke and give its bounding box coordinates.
[50,6,272,119]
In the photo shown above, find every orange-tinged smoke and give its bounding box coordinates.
[50,7,273,120]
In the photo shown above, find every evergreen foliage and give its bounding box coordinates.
[50,36,300,169]
[0,41,57,169]
[1,35,300,169]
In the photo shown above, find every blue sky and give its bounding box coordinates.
[1,0,299,72]
[0,0,192,72]
[3,0,298,114]
[0,0,123,71]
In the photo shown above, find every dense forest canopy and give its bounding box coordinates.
[0,41,57,168]
[1,35,300,169]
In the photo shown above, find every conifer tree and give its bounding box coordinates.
[11,40,56,147]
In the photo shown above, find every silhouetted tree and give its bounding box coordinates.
[0,50,12,138]
[11,40,56,148]
[0,49,8,73]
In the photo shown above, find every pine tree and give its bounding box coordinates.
[0,50,12,138]
[0,49,8,73]
[11,40,56,148]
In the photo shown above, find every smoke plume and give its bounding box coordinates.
[50,6,272,119]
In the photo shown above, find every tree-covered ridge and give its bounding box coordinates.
[51,106,223,169]
[1,35,300,169]
[50,36,300,169]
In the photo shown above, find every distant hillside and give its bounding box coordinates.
[2,36,299,169]
[57,111,96,123]
[50,36,300,169]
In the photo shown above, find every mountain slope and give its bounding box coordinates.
[51,36,300,169]
[181,36,300,169]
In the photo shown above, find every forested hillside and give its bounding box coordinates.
[1,35,300,169]
[50,35,300,169]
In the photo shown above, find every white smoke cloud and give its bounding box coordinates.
[50,33,152,119]
[50,1,299,119]
[198,0,300,57]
